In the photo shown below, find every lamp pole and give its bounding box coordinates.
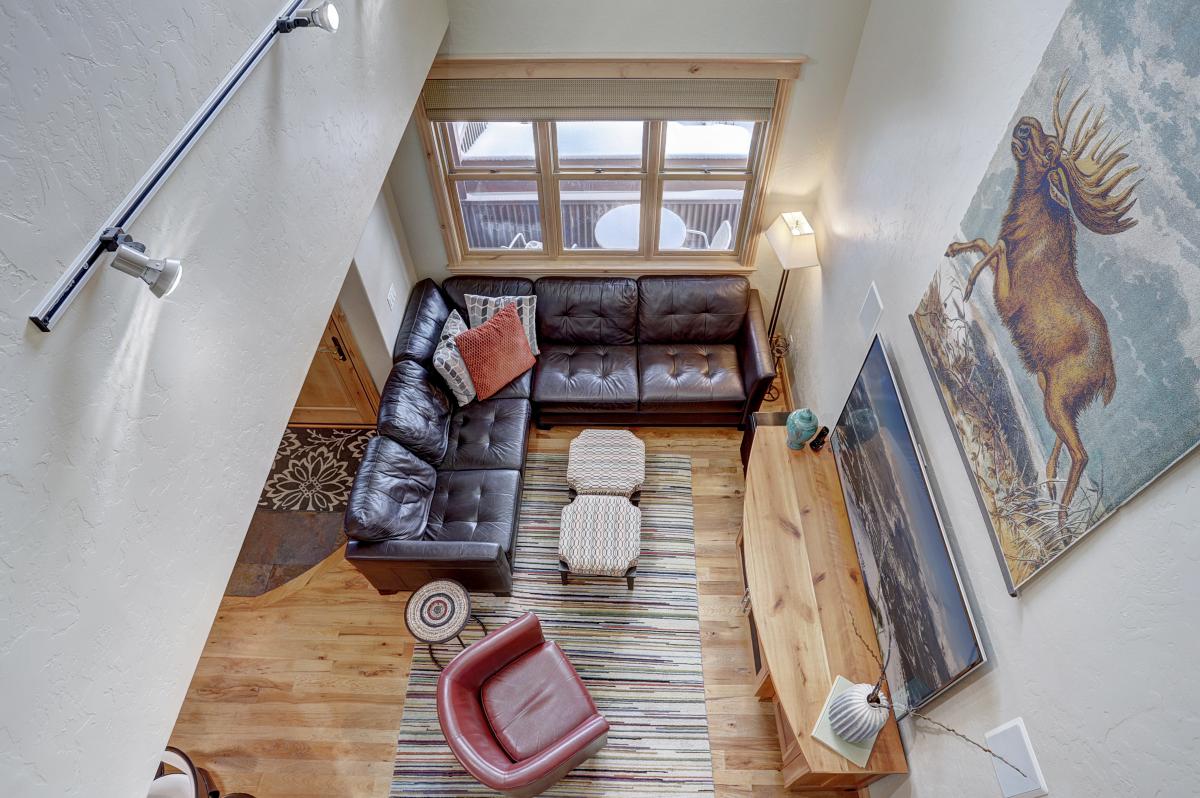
[763,267,792,403]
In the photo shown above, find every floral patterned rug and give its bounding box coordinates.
[226,427,373,597]
[258,426,374,511]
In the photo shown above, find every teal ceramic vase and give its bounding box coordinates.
[787,408,819,450]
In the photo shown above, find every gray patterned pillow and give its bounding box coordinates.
[432,311,476,405]
[464,294,539,355]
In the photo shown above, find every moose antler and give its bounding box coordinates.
[1051,74,1141,234]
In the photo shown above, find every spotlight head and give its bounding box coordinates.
[277,2,339,33]
[307,1,339,32]
[103,230,183,300]
[148,257,183,298]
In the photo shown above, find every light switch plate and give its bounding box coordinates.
[386,283,398,311]
[985,718,1048,797]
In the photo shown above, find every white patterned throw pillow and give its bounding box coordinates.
[432,311,476,405]
[464,294,539,355]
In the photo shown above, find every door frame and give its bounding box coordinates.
[288,302,381,428]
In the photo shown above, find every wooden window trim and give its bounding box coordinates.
[415,59,800,274]
[427,57,806,81]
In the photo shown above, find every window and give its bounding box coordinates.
[417,70,792,269]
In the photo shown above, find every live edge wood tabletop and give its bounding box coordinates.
[738,422,908,792]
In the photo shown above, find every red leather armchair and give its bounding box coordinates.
[436,612,609,797]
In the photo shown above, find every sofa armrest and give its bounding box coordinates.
[738,290,777,416]
[346,538,505,566]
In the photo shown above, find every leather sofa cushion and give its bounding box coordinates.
[377,360,452,464]
[639,344,746,409]
[440,398,531,471]
[638,276,749,343]
[481,640,600,761]
[491,367,532,400]
[426,468,522,556]
[392,278,450,365]
[343,436,436,543]
[533,344,638,411]
[535,277,638,345]
[443,276,534,318]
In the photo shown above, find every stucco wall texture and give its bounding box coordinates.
[783,0,1200,795]
[0,2,448,795]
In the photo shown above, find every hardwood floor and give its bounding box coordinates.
[170,407,799,796]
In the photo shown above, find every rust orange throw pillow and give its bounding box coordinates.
[455,303,536,400]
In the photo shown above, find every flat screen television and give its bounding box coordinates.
[830,335,984,714]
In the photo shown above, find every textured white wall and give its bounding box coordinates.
[0,2,448,796]
[785,1,1200,795]
[387,0,869,293]
[349,188,419,386]
[337,263,393,390]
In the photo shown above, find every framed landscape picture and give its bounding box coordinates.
[912,0,1200,593]
[830,337,984,714]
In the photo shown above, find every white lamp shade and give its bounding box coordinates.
[766,212,819,270]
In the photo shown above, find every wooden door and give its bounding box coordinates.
[289,304,380,427]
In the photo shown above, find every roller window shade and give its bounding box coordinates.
[422,78,777,122]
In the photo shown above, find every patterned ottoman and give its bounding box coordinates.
[567,429,646,500]
[558,495,641,590]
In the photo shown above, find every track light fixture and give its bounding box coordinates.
[277,1,339,33]
[30,0,332,331]
[102,228,183,299]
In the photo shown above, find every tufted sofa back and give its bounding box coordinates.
[442,276,535,319]
[392,278,450,366]
[637,276,749,344]
[534,277,639,346]
[376,360,452,464]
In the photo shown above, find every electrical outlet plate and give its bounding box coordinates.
[386,283,398,311]
[985,718,1049,798]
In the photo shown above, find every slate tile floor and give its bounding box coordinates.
[226,427,373,597]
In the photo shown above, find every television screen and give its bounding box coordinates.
[830,336,984,713]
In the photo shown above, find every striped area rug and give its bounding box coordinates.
[391,452,715,797]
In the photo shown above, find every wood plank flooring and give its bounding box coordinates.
[171,411,804,797]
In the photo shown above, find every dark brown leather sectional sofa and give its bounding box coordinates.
[343,275,774,596]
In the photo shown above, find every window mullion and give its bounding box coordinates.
[536,122,562,257]
[645,121,664,257]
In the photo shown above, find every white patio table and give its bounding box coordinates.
[593,204,687,250]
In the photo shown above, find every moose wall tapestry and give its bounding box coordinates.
[912,0,1200,594]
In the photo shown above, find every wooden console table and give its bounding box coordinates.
[738,418,907,792]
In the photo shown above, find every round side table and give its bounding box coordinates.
[404,579,488,670]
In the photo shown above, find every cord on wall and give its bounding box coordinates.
[28,0,309,332]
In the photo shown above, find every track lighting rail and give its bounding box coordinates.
[28,0,312,331]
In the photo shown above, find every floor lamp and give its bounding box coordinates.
[763,211,820,401]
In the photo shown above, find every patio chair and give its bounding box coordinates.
[505,232,542,249]
[683,218,733,250]
[709,219,733,250]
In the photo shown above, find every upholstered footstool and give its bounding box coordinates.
[567,429,646,502]
[558,494,641,590]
